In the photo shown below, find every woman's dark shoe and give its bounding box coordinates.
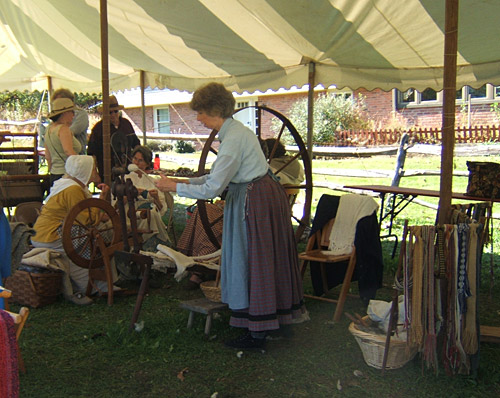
[224,331,266,350]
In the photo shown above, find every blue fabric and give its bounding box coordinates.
[221,181,249,309]
[0,210,12,309]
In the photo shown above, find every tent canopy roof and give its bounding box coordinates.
[1,0,499,94]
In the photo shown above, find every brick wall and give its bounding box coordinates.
[122,89,500,139]
[355,88,499,128]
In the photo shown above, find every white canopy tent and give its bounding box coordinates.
[0,0,498,220]
[1,0,499,93]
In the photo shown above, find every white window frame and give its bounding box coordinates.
[397,84,500,108]
[154,107,170,133]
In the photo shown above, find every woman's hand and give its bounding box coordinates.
[148,189,163,211]
[155,175,177,192]
[97,183,110,199]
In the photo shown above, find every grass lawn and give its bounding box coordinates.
[9,150,500,397]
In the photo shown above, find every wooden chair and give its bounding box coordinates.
[12,201,43,226]
[1,287,29,373]
[299,217,357,323]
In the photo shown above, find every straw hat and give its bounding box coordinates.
[48,98,76,118]
[97,95,125,112]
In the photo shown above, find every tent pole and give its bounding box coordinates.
[307,61,315,160]
[437,0,459,225]
[47,76,53,111]
[140,70,147,144]
[100,0,111,188]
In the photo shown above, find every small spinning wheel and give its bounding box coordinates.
[62,198,122,269]
[196,105,313,248]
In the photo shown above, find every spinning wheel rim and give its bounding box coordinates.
[62,198,122,268]
[196,106,312,247]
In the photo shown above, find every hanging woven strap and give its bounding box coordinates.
[422,225,438,371]
[436,226,447,279]
[443,225,460,375]
[409,226,424,347]
[462,223,479,355]
[456,224,471,315]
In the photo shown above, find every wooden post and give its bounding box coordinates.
[100,0,111,187]
[437,0,459,225]
[307,61,315,161]
[140,70,147,144]
[46,76,53,110]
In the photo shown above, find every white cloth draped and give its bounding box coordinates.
[324,194,379,256]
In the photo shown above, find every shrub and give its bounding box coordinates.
[175,140,195,153]
[147,139,173,152]
[279,92,371,145]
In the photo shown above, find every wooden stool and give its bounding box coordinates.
[179,297,227,335]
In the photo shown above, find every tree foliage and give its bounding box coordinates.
[0,90,102,121]
[281,92,371,144]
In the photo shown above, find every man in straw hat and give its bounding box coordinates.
[87,95,140,181]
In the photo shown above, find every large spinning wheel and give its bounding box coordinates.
[62,198,122,269]
[196,105,313,249]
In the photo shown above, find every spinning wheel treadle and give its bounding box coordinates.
[196,105,312,247]
[62,198,122,268]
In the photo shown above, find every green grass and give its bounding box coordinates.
[10,151,500,397]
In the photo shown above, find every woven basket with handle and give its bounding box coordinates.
[348,316,417,370]
[200,269,221,302]
[5,270,63,308]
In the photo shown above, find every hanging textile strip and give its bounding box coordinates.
[454,224,471,374]
[409,226,424,347]
[462,223,480,355]
[422,225,438,371]
[456,224,472,315]
[436,227,447,279]
[443,225,460,376]
[403,227,414,332]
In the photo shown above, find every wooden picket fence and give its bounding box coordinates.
[333,125,500,146]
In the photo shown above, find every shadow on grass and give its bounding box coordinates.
[11,210,500,397]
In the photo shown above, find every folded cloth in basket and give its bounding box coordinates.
[155,245,220,281]
[367,296,406,336]
[21,248,72,297]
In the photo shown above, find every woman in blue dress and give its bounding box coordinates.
[156,82,306,349]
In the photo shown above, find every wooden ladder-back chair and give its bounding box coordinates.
[299,194,384,323]
[299,217,357,323]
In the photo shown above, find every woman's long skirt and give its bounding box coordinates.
[222,173,306,332]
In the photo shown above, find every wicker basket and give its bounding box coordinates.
[5,270,63,308]
[348,316,417,370]
[200,281,221,302]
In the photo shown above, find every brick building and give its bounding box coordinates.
[115,85,500,139]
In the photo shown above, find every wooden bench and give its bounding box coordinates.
[179,297,227,335]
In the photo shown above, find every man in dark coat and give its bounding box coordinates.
[87,95,140,181]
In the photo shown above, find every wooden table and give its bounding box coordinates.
[344,184,499,256]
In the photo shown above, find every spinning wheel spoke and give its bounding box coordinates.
[271,152,301,175]
[196,106,312,245]
[74,238,92,258]
[72,218,90,230]
[62,198,122,268]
